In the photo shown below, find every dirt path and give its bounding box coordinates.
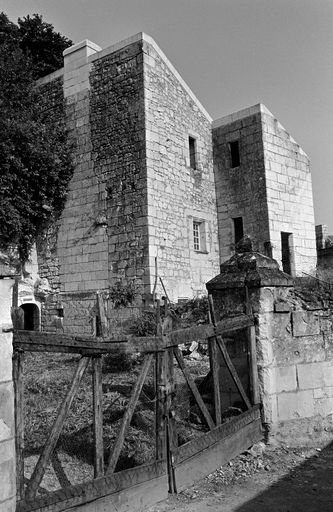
[148,443,333,512]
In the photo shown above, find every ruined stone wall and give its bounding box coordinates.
[212,106,270,262]
[262,110,317,275]
[143,37,219,301]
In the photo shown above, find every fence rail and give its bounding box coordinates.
[13,307,260,512]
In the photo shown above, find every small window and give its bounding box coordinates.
[229,140,240,168]
[193,220,207,252]
[193,221,200,251]
[233,217,244,245]
[189,136,197,169]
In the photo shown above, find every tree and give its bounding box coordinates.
[0,13,74,262]
[18,14,72,79]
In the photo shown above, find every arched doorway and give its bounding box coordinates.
[19,303,40,331]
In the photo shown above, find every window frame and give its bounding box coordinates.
[192,219,208,253]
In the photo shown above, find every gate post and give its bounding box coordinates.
[0,277,16,512]
[206,241,293,438]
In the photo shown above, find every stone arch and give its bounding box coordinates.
[19,303,40,331]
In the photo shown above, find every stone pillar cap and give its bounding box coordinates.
[206,250,294,290]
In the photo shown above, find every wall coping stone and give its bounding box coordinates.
[206,251,294,290]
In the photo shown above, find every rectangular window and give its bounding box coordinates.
[229,140,240,168]
[193,221,200,251]
[193,220,207,252]
[233,217,244,245]
[281,232,295,275]
[189,136,197,169]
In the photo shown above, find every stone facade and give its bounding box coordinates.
[26,33,317,333]
[213,104,316,275]
[143,37,219,300]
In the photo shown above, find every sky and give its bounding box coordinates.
[3,0,333,231]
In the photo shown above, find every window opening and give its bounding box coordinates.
[19,303,40,331]
[233,217,244,246]
[229,140,240,168]
[281,232,295,275]
[189,136,197,169]
[193,221,200,251]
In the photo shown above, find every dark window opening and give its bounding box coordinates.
[229,140,240,168]
[233,217,244,245]
[189,136,197,169]
[281,232,295,275]
[19,303,40,331]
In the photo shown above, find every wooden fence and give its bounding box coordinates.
[13,308,262,512]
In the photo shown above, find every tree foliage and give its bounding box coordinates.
[0,12,74,262]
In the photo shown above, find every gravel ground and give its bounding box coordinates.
[147,442,333,512]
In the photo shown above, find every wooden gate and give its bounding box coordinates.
[13,302,262,512]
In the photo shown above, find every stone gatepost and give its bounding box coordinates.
[0,277,16,512]
[206,244,293,441]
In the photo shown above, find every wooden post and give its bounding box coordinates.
[96,292,108,338]
[248,325,260,405]
[208,295,221,425]
[25,356,90,500]
[92,356,104,478]
[155,351,166,461]
[13,350,25,500]
[155,299,165,460]
[165,347,177,493]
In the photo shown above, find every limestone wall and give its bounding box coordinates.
[262,110,317,276]
[90,39,148,294]
[0,279,16,512]
[256,285,333,445]
[143,37,219,301]
[212,104,317,276]
[212,106,270,261]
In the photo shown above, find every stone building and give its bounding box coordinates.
[10,33,317,333]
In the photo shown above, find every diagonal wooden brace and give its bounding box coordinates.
[215,335,252,410]
[25,356,90,500]
[173,347,215,431]
[106,353,153,474]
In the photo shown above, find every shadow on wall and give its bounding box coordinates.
[235,442,333,512]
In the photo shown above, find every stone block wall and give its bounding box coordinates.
[143,36,219,301]
[212,106,270,261]
[207,251,333,446]
[212,104,317,276]
[256,285,333,445]
[89,38,148,295]
[262,109,317,276]
[0,279,16,512]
